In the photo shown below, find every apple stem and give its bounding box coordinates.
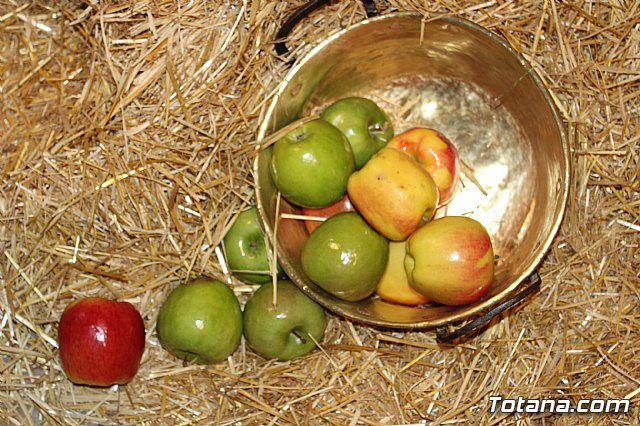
[291,329,307,344]
[368,121,390,137]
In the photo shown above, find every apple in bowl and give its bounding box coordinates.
[301,212,389,302]
[347,147,439,241]
[387,127,460,206]
[404,216,494,306]
[301,194,355,234]
[320,96,394,169]
[270,118,355,208]
[376,241,431,306]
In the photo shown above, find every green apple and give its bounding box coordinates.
[270,118,355,208]
[156,277,243,364]
[243,280,326,361]
[404,216,494,306]
[301,212,388,302]
[347,147,439,241]
[223,205,282,284]
[321,97,393,169]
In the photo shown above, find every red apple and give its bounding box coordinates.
[387,127,460,206]
[302,194,355,233]
[57,297,145,387]
[404,216,494,306]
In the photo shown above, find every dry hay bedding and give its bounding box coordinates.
[0,0,638,425]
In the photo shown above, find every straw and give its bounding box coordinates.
[1,0,638,424]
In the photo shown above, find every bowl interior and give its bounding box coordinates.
[254,13,568,328]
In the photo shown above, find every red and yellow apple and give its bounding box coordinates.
[387,127,460,206]
[376,241,431,306]
[302,194,355,234]
[347,147,439,241]
[57,297,146,387]
[404,216,494,306]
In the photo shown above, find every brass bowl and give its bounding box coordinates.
[254,12,569,330]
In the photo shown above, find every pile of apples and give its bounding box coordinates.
[56,204,330,387]
[270,97,495,307]
[57,278,326,387]
[54,97,495,389]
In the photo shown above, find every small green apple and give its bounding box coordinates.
[156,277,242,364]
[223,206,282,284]
[321,97,393,168]
[301,212,389,302]
[243,280,326,361]
[270,118,355,208]
[404,216,494,306]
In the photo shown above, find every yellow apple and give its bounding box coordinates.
[376,241,431,306]
[347,147,439,241]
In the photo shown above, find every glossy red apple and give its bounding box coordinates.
[404,216,494,306]
[57,297,145,387]
[301,194,355,234]
[387,127,460,206]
